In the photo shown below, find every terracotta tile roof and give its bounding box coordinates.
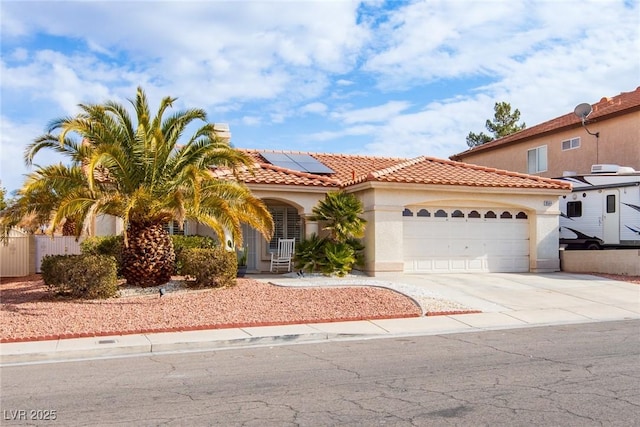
[231,161,341,187]
[352,156,571,189]
[218,149,570,191]
[241,149,405,183]
[451,86,640,160]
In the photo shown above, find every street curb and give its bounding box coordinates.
[0,331,375,365]
[0,313,421,344]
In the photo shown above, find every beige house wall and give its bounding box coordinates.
[94,214,124,236]
[457,111,640,178]
[561,249,640,276]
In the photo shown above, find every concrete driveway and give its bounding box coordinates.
[391,272,640,325]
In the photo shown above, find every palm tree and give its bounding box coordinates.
[310,190,366,243]
[7,87,273,287]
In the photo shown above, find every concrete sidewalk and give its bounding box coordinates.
[2,273,639,365]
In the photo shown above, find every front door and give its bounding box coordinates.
[602,190,620,244]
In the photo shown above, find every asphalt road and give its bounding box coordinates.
[1,320,639,426]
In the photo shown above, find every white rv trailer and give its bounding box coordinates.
[557,165,640,249]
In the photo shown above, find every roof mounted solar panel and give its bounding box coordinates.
[287,154,335,174]
[261,152,334,174]
[260,152,299,170]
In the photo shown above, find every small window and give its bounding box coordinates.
[468,210,481,218]
[606,195,616,213]
[452,210,464,218]
[500,211,513,219]
[567,201,582,218]
[561,137,581,151]
[417,209,431,217]
[434,209,448,218]
[527,145,547,173]
[402,208,413,217]
[516,212,528,219]
[485,211,497,219]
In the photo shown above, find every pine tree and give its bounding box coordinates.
[466,102,526,147]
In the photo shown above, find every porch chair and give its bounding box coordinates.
[270,238,296,273]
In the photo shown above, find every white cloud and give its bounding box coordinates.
[0,116,61,194]
[331,101,412,124]
[336,79,355,86]
[241,116,262,126]
[300,102,328,115]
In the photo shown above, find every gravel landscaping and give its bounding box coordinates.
[0,275,422,343]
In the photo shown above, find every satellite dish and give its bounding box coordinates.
[573,103,593,121]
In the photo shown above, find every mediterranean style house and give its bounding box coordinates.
[122,149,569,276]
[450,87,640,178]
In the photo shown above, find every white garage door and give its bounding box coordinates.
[403,207,530,273]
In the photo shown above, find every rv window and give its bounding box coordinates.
[567,201,582,218]
[606,195,616,213]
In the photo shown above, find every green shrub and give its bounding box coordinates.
[322,241,356,277]
[172,235,219,274]
[179,247,236,288]
[41,254,118,299]
[346,237,365,268]
[81,235,124,275]
[294,233,328,273]
[294,234,364,276]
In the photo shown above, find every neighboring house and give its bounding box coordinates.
[450,87,640,178]
[195,149,570,276]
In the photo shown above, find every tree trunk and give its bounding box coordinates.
[122,222,175,287]
[62,218,77,236]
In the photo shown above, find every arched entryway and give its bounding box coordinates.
[242,200,304,272]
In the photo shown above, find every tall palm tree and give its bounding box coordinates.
[8,87,273,287]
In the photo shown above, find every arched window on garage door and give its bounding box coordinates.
[417,209,431,217]
[468,210,481,218]
[485,211,497,219]
[500,211,513,219]
[435,209,448,217]
[516,212,528,219]
[451,210,464,218]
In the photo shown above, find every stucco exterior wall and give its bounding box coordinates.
[249,187,328,214]
[94,214,124,236]
[561,249,640,276]
[456,111,640,178]
[361,204,404,276]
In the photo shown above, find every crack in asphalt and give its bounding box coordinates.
[282,345,363,380]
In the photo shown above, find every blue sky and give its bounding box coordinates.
[1,0,638,195]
